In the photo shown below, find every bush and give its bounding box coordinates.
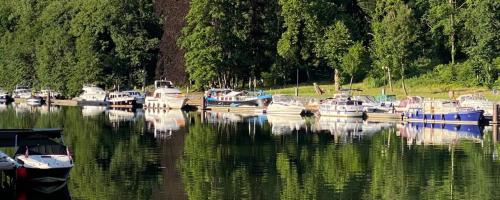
[362,76,385,88]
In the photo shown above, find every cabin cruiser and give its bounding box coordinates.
[145,80,187,109]
[36,89,62,99]
[205,88,272,107]
[456,94,493,119]
[107,91,137,107]
[405,100,485,124]
[13,85,32,99]
[266,94,305,115]
[26,96,44,106]
[145,109,186,139]
[0,129,73,183]
[123,90,145,104]
[319,93,364,117]
[76,85,107,104]
[0,88,12,104]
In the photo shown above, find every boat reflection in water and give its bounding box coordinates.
[145,109,186,139]
[267,114,306,135]
[0,181,71,200]
[314,116,395,142]
[37,105,61,115]
[204,111,260,124]
[398,123,483,145]
[106,108,143,123]
[81,106,107,117]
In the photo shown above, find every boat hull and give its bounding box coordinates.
[16,167,72,183]
[266,104,305,115]
[406,110,484,124]
[319,111,364,117]
[145,97,187,109]
[206,97,272,107]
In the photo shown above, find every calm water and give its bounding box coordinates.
[1,104,500,199]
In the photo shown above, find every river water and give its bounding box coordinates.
[1,104,500,199]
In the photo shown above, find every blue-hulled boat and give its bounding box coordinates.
[405,100,485,124]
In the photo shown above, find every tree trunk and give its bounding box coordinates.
[387,68,393,92]
[401,64,408,95]
[349,75,354,91]
[334,68,340,91]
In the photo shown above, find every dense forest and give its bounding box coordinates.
[0,0,498,96]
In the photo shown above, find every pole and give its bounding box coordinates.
[295,68,299,97]
[494,104,498,124]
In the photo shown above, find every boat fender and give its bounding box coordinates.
[454,114,459,119]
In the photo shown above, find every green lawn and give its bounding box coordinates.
[267,82,500,101]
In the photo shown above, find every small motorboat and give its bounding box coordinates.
[205,88,272,107]
[107,91,137,108]
[13,85,32,99]
[26,96,43,106]
[319,93,364,117]
[0,151,17,170]
[266,94,305,115]
[123,90,145,104]
[457,94,493,119]
[11,129,74,183]
[36,89,62,100]
[144,80,187,109]
[75,85,108,105]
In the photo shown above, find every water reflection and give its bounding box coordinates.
[1,105,500,199]
[145,109,186,139]
[267,115,306,135]
[81,106,107,117]
[398,123,483,145]
[0,180,71,200]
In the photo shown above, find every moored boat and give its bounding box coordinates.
[405,100,485,124]
[456,94,493,119]
[266,94,305,115]
[107,91,137,108]
[0,151,17,170]
[0,88,13,104]
[319,94,364,117]
[144,80,187,109]
[75,85,107,105]
[13,85,32,99]
[123,90,145,104]
[205,88,272,107]
[26,96,44,106]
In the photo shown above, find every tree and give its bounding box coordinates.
[342,42,366,90]
[372,0,416,95]
[319,21,352,91]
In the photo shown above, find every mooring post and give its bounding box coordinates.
[47,91,51,107]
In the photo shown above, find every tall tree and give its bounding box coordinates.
[372,0,416,95]
[342,42,366,90]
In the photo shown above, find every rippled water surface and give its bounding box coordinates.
[1,104,500,200]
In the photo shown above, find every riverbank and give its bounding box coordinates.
[268,82,499,100]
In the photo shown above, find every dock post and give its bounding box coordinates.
[47,91,51,107]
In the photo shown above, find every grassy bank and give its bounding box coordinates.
[268,82,500,101]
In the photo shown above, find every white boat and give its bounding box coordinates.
[353,95,394,113]
[319,94,364,117]
[36,89,62,99]
[12,129,73,183]
[123,90,145,104]
[457,94,494,118]
[76,85,107,104]
[144,80,187,109]
[107,91,137,107]
[13,85,32,99]
[145,109,186,138]
[205,88,273,107]
[266,95,305,115]
[0,151,17,170]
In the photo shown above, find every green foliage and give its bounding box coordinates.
[0,0,161,96]
[342,42,366,82]
[319,21,352,70]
